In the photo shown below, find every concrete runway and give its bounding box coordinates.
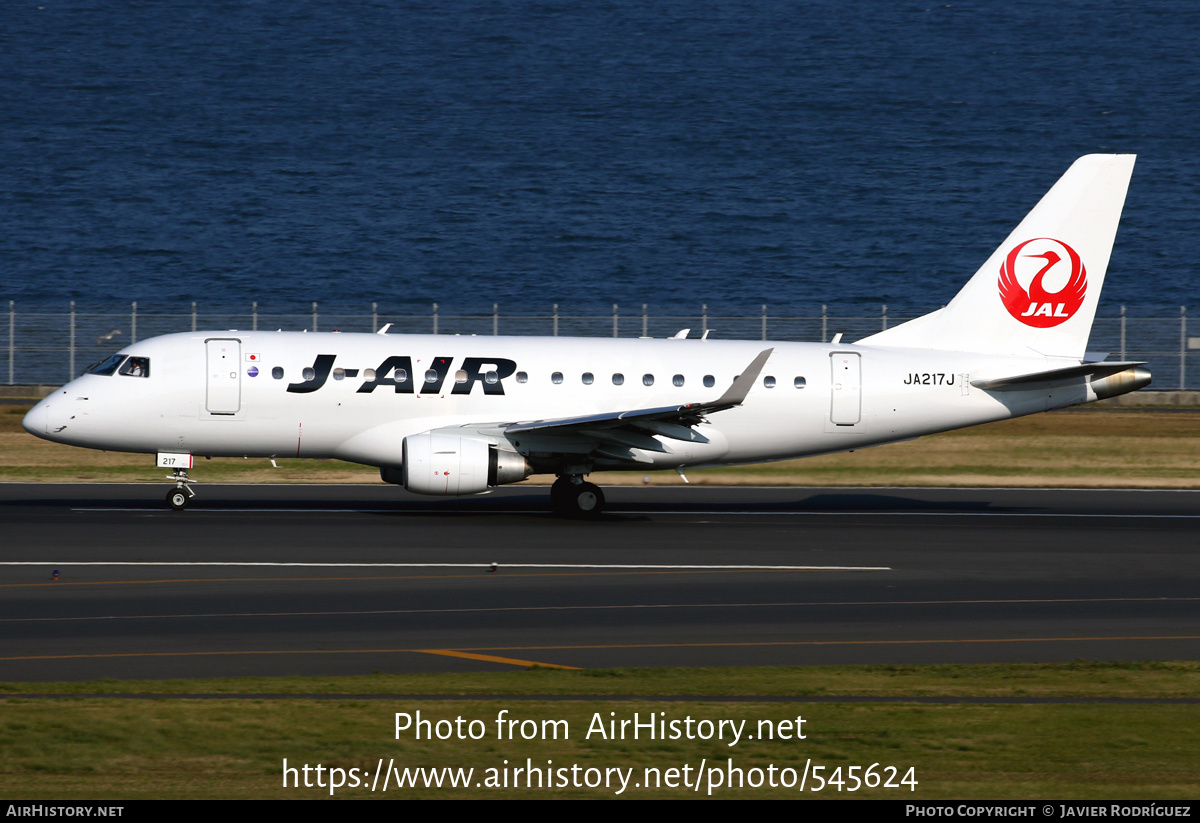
[1,483,1198,681]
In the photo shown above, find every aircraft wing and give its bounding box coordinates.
[492,348,773,463]
[507,348,772,434]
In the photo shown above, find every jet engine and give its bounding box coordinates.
[383,432,530,495]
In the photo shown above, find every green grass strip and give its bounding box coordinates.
[2,663,1198,799]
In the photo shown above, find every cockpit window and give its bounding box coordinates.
[118,357,150,378]
[85,354,125,376]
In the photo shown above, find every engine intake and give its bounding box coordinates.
[388,432,530,495]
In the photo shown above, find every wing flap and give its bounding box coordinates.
[628,419,710,443]
[578,427,673,453]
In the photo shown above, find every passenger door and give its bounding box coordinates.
[829,351,861,426]
[205,338,241,415]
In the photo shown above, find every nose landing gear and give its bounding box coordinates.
[165,467,196,511]
[157,453,196,511]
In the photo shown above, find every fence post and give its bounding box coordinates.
[642,304,648,338]
[1120,305,1126,362]
[761,304,767,341]
[7,300,13,385]
[131,301,138,343]
[432,303,438,335]
[612,304,619,338]
[553,304,559,337]
[191,302,197,332]
[252,301,258,332]
[821,304,827,343]
[1181,306,1187,390]
[493,303,499,336]
[701,304,708,337]
[312,302,318,333]
[882,303,888,331]
[69,300,76,380]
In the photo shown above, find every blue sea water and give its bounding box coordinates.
[1,0,1198,314]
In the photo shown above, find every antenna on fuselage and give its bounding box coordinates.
[377,323,393,335]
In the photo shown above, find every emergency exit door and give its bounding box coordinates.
[205,338,241,414]
[829,351,861,426]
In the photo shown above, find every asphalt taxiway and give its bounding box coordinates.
[1,484,1197,681]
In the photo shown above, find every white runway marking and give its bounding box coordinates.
[0,561,890,571]
[2,596,1194,625]
[67,506,1200,518]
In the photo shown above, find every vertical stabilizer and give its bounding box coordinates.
[858,155,1135,359]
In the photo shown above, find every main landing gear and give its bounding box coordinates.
[550,476,605,519]
[165,468,196,511]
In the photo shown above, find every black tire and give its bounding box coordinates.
[550,477,574,514]
[570,482,605,519]
[550,478,604,518]
[166,488,189,511]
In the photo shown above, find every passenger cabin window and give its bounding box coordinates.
[303,367,316,381]
[703,375,715,388]
[672,374,685,387]
[794,376,807,389]
[643,374,654,387]
[363,368,375,381]
[272,367,284,380]
[85,354,125,376]
[485,370,499,385]
[424,369,438,384]
[454,370,468,384]
[552,372,563,384]
[333,368,345,381]
[612,373,624,386]
[582,372,594,385]
[763,375,776,388]
[516,371,528,384]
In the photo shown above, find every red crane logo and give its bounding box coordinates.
[998,238,1087,328]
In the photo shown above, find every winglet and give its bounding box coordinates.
[713,348,773,407]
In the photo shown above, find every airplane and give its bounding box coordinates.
[22,154,1150,517]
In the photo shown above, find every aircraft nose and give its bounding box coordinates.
[22,399,49,436]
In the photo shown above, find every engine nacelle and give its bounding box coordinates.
[394,432,530,496]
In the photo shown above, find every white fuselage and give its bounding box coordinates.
[24,330,1094,473]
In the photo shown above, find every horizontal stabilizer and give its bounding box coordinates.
[971,361,1146,391]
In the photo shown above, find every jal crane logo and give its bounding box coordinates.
[998,237,1087,328]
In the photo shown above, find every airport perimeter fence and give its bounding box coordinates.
[0,300,1193,390]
